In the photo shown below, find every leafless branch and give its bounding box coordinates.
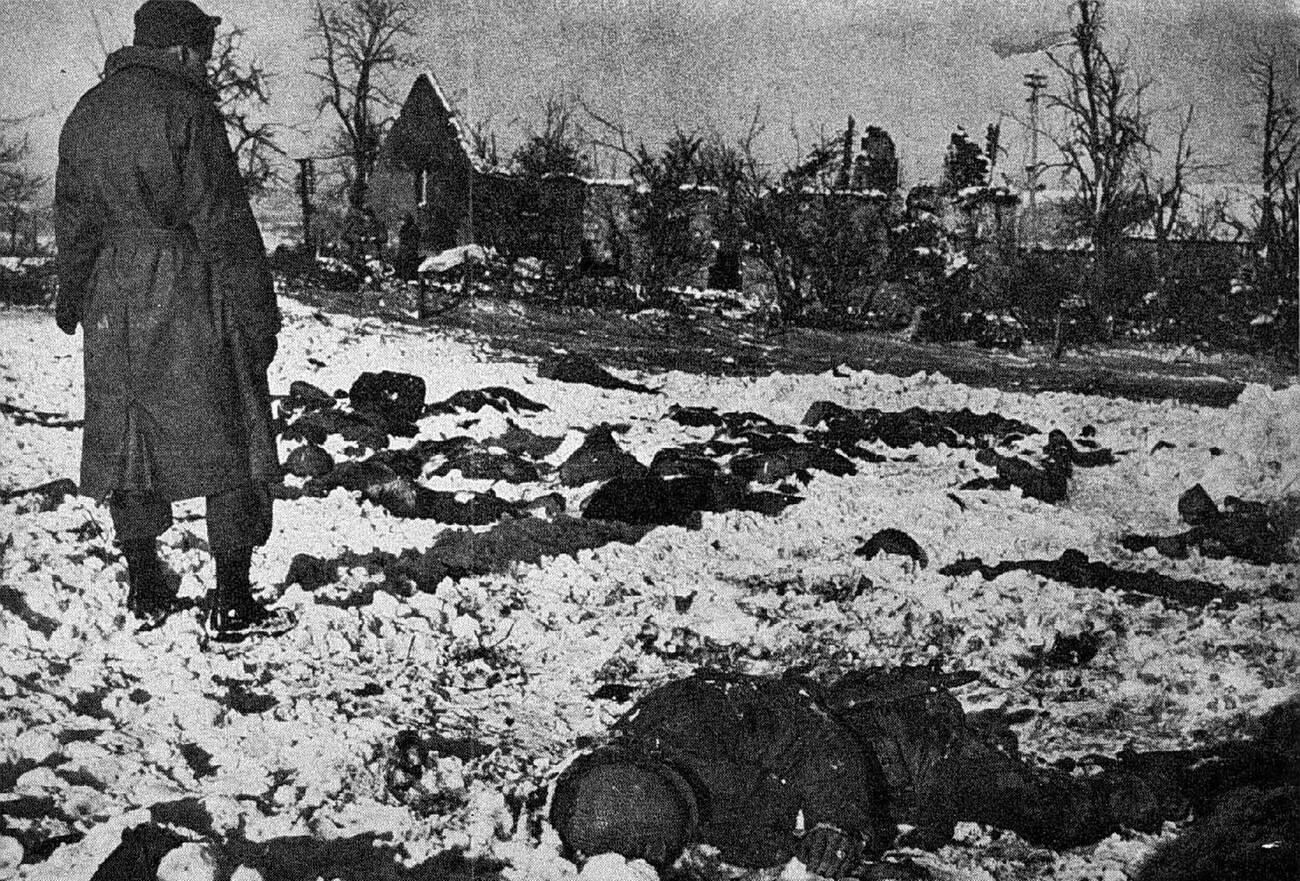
[308,0,426,212]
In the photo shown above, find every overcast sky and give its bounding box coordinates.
[2,0,1297,195]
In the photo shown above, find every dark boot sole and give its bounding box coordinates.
[206,608,296,644]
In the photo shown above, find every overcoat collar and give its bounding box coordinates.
[103,45,217,101]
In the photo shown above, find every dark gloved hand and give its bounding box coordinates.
[799,823,864,879]
[55,294,82,335]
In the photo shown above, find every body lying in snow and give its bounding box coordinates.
[546,667,1189,878]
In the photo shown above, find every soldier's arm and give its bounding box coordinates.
[750,685,896,873]
[180,100,279,365]
[53,143,101,333]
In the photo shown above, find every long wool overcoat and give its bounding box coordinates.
[55,46,280,502]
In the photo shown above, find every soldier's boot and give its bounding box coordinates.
[122,540,183,629]
[208,549,292,642]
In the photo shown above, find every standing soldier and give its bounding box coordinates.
[54,0,286,640]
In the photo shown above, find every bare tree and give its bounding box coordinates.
[211,28,285,195]
[1243,29,1299,358]
[308,0,425,214]
[467,119,501,170]
[1245,36,1299,277]
[0,124,47,255]
[580,105,708,304]
[512,96,593,179]
[1137,106,1200,247]
[1041,0,1152,310]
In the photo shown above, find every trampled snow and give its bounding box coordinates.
[0,298,1296,880]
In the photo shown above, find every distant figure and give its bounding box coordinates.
[54,0,286,640]
[395,213,421,281]
[365,207,389,259]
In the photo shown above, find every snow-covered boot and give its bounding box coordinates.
[122,540,182,628]
[208,550,292,642]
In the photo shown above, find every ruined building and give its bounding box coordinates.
[370,72,588,264]
[852,126,899,193]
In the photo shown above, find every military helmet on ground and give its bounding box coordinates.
[550,750,699,868]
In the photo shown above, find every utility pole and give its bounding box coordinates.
[296,158,316,254]
[1023,70,1048,248]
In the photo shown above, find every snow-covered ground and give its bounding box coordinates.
[1,298,1297,881]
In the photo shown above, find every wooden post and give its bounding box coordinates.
[1022,71,1048,250]
[297,157,316,252]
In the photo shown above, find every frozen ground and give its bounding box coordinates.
[0,298,1297,881]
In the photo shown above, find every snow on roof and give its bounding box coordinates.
[418,70,490,174]
[773,184,892,198]
[957,185,1020,203]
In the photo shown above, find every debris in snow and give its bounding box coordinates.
[802,400,1039,451]
[349,370,428,428]
[1021,632,1102,669]
[0,477,78,507]
[856,529,929,568]
[491,420,565,459]
[285,514,652,599]
[431,449,540,483]
[302,460,520,524]
[281,380,336,412]
[940,549,1247,608]
[283,444,334,478]
[427,387,548,416]
[965,431,1077,503]
[539,353,657,395]
[559,426,648,487]
[0,584,62,637]
[648,447,720,480]
[281,407,390,450]
[1121,484,1300,566]
[582,474,763,529]
[730,443,857,484]
[3,299,1297,881]
[667,404,725,428]
[0,400,83,430]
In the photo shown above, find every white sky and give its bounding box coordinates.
[1,0,1296,194]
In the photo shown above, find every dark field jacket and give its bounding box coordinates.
[608,671,897,868]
